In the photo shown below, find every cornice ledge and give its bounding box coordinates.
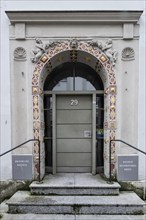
[6,10,143,24]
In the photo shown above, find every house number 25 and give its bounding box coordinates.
[70,99,78,106]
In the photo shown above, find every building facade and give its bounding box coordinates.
[0,1,145,181]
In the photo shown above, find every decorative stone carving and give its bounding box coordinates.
[88,39,118,66]
[102,39,117,66]
[45,41,60,50]
[31,38,60,63]
[31,38,45,63]
[88,39,103,50]
[70,39,78,49]
[14,47,26,60]
[121,47,135,61]
[31,38,118,66]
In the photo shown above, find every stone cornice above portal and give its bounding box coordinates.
[6,11,143,24]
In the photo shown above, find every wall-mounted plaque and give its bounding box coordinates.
[84,130,92,138]
[12,155,33,180]
[117,155,138,181]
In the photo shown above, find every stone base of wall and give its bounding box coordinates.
[119,181,146,200]
[0,180,31,203]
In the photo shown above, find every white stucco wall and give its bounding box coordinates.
[0,8,12,180]
[0,0,145,180]
[138,9,146,180]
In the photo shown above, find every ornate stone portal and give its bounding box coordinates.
[31,39,117,179]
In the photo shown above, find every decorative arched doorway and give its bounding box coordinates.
[44,61,104,174]
[32,40,116,179]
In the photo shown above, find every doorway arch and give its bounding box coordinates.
[32,40,116,179]
[44,62,103,91]
[44,61,104,174]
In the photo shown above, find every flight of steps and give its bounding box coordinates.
[3,174,146,220]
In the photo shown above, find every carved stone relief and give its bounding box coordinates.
[70,39,78,49]
[31,39,45,63]
[14,47,26,60]
[121,47,135,61]
[31,38,118,66]
[88,39,118,66]
[31,38,60,63]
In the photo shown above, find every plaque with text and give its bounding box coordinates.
[12,155,33,180]
[117,155,138,181]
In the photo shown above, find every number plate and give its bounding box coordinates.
[70,99,78,106]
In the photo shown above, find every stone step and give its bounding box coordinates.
[1,214,146,220]
[30,173,120,195]
[7,191,145,215]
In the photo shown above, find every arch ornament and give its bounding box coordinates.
[32,40,117,179]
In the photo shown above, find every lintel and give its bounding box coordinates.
[6,10,143,24]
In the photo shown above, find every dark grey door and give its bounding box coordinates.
[56,94,92,172]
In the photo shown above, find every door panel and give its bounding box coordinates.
[57,139,92,153]
[57,153,92,166]
[56,95,92,109]
[57,124,92,138]
[57,110,92,124]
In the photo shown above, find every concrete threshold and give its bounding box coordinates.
[30,173,120,188]
[30,173,120,195]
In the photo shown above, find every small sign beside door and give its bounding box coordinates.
[117,155,138,181]
[12,155,33,180]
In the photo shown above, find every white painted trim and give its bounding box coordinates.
[6,11,143,24]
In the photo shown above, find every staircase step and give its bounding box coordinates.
[30,173,120,195]
[1,214,146,220]
[7,191,145,215]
